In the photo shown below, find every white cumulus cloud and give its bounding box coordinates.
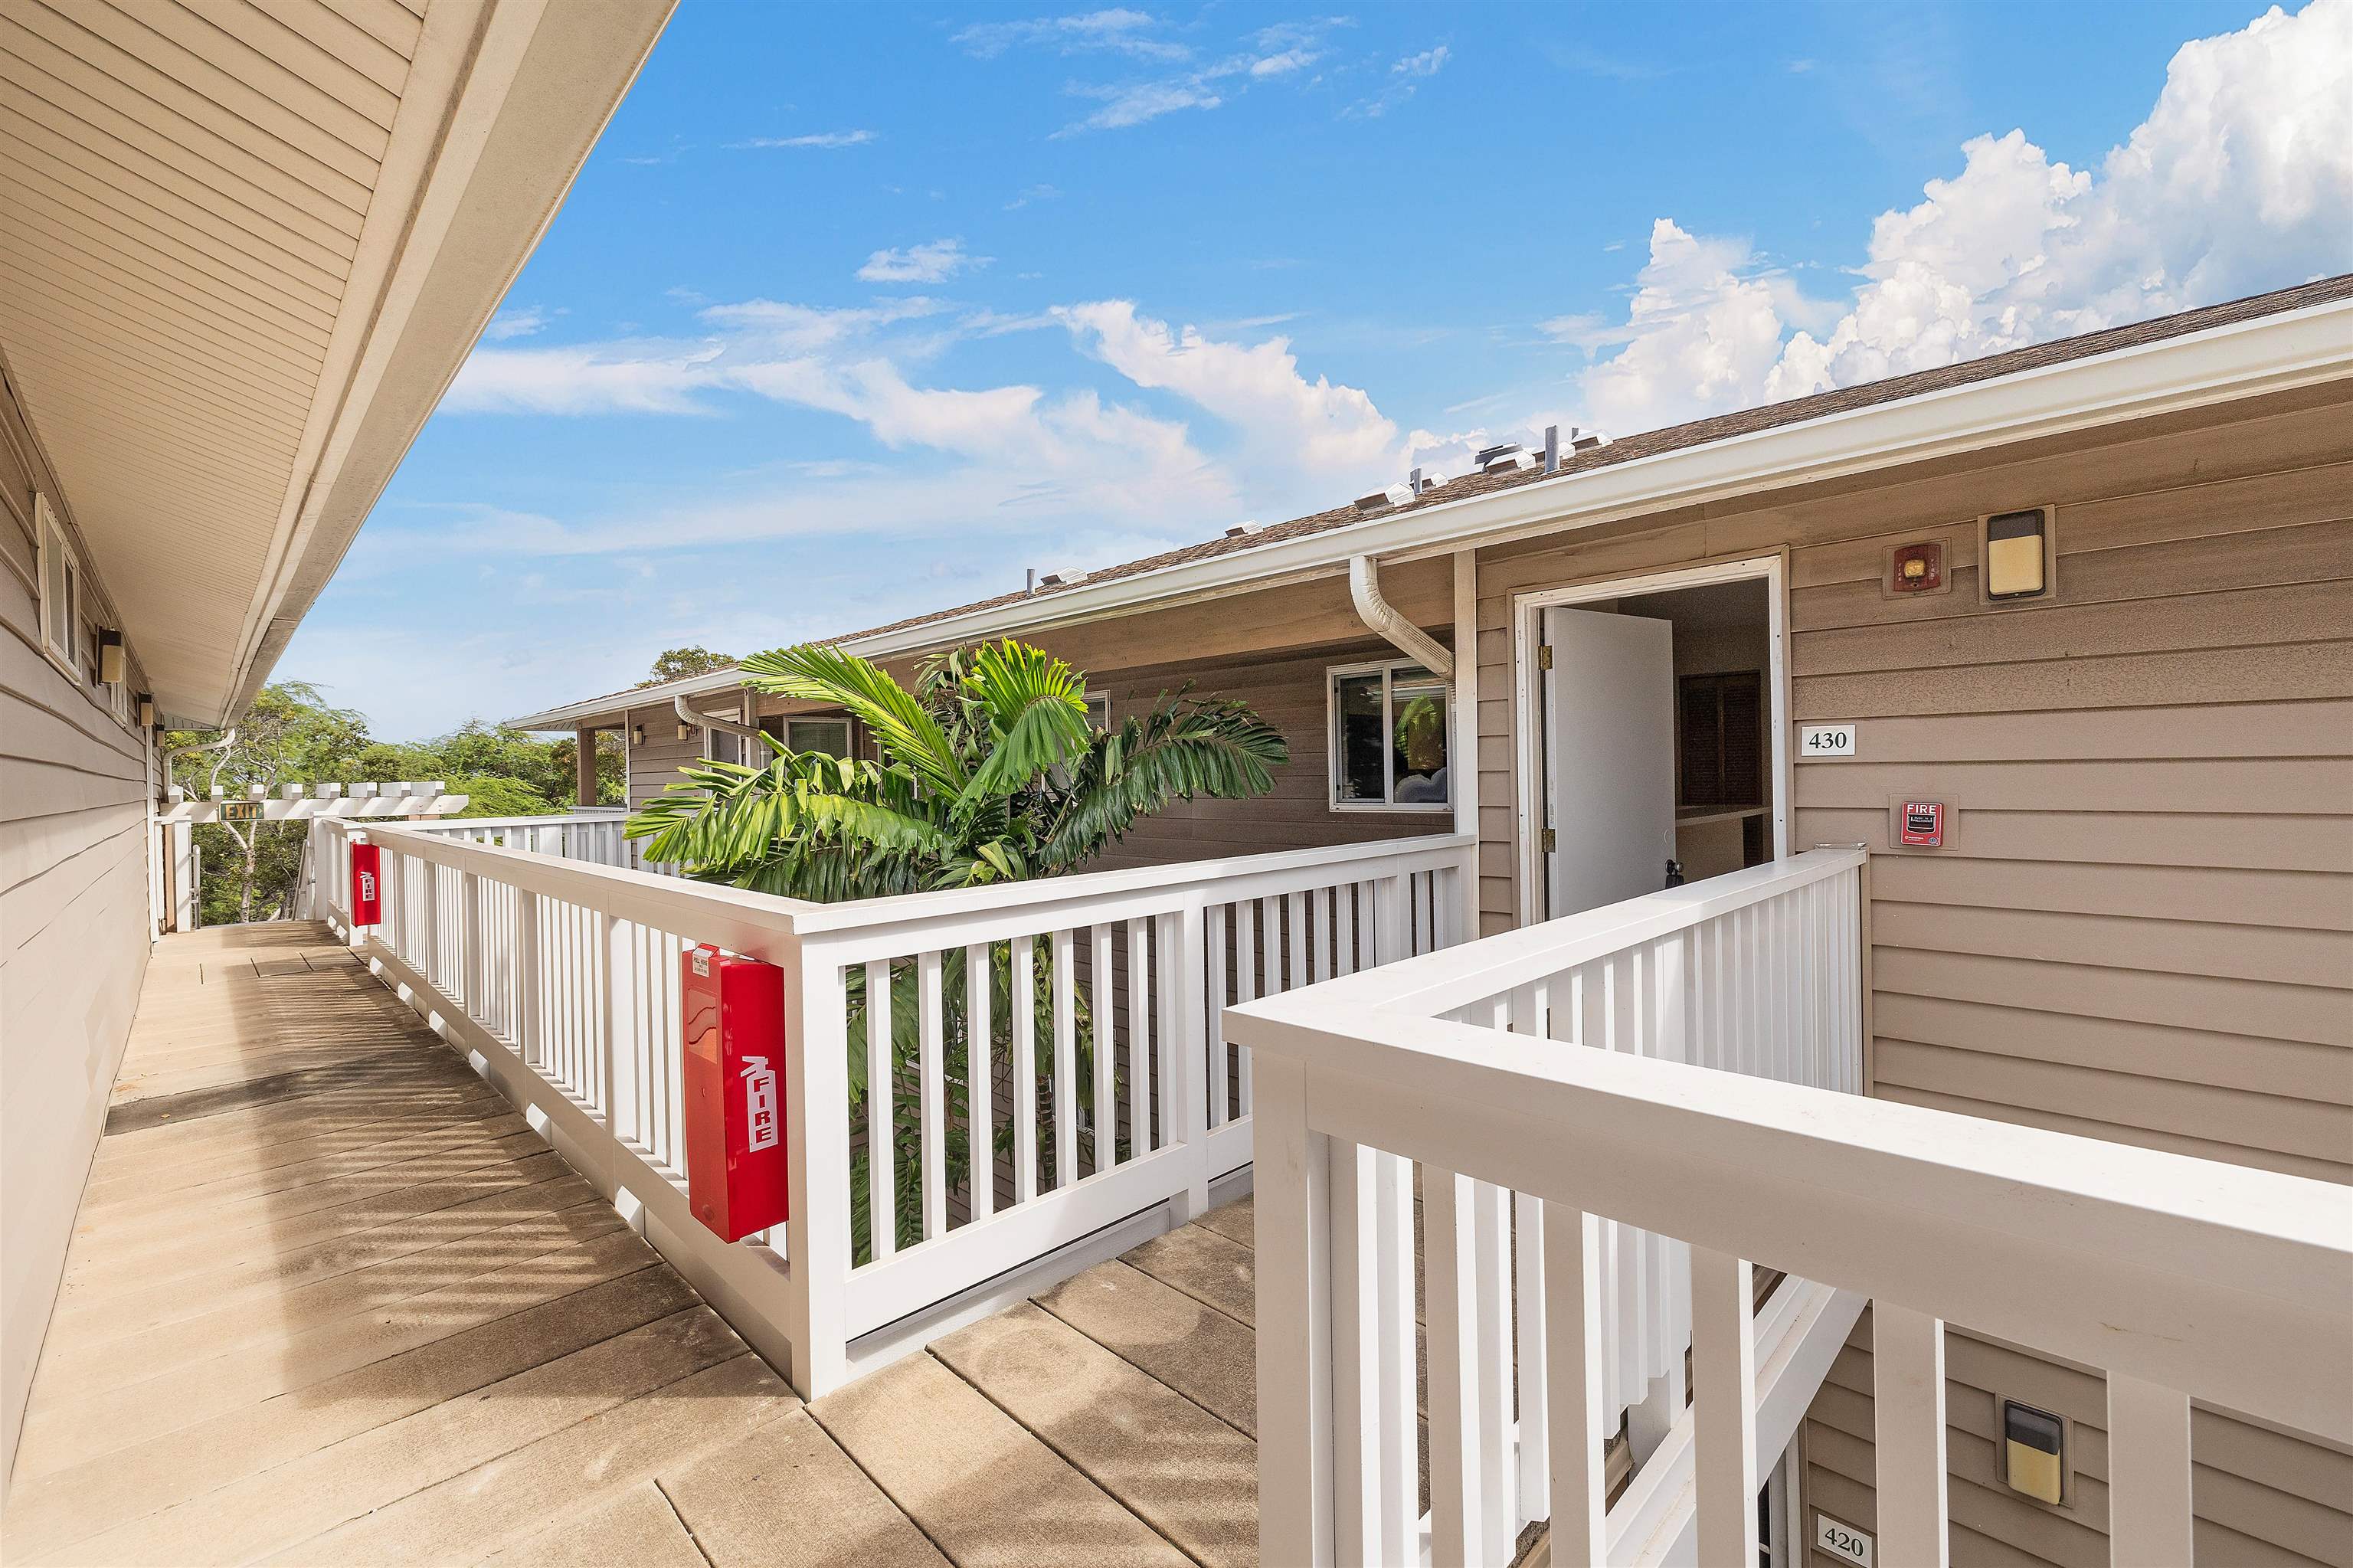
[1566,0,2353,434]
[1057,300,1401,476]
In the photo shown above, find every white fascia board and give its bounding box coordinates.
[506,296,2352,729]
[509,667,747,731]
[843,297,2353,643]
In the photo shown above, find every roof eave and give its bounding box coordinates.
[221,2,676,728]
[506,293,2353,731]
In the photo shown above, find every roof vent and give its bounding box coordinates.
[1569,427,1610,453]
[1353,483,1414,513]
[1472,442,1523,470]
[1414,470,1448,493]
[1481,447,1540,475]
[1225,520,1265,538]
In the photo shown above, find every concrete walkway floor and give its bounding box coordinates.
[1,923,1275,1566]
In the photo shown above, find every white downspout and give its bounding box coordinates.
[675,692,761,742]
[1347,555,1452,679]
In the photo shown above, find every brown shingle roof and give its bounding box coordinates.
[525,273,2353,722]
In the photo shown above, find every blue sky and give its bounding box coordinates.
[283,0,2352,738]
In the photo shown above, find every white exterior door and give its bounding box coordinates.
[1542,605,1676,920]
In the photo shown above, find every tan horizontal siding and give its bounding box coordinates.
[0,370,152,1474]
[1866,854,2352,931]
[1872,994,2351,1105]
[1075,640,1451,873]
[1473,381,2353,1568]
[1802,1313,2353,1568]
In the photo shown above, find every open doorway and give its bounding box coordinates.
[1517,555,1788,925]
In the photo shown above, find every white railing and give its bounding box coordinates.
[406,810,669,874]
[1227,849,2353,1568]
[306,811,1473,1398]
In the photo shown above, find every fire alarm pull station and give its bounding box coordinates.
[349,836,381,926]
[1899,800,1947,848]
[680,944,790,1242]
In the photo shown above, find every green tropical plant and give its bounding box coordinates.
[623,639,1288,1255]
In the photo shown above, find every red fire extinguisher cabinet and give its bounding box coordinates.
[349,838,381,927]
[680,945,790,1242]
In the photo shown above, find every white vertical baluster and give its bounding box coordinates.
[2108,1375,2194,1568]
[1546,1203,1608,1568]
[460,870,483,1020]
[1286,890,1308,995]
[1875,1304,1950,1568]
[1206,904,1230,1128]
[1372,1150,1417,1563]
[1234,900,1258,1121]
[966,943,993,1223]
[1052,928,1077,1188]
[1346,871,1364,970]
[1425,1166,1484,1567]
[515,889,540,1069]
[418,857,440,995]
[1694,1246,1759,1568]
[866,960,895,1259]
[1474,1178,1514,1561]
[1331,1142,1379,1566]
[783,951,851,1395]
[1255,1054,1333,1568]
[1509,990,1548,1528]
[1091,924,1116,1172]
[1170,901,1211,1223]
[1310,888,1331,983]
[1126,918,1150,1152]
[1260,895,1281,998]
[601,912,632,1128]
[919,949,946,1239]
[1013,936,1039,1203]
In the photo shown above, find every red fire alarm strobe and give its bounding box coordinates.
[681,944,790,1242]
[349,837,381,926]
[1899,800,1947,848]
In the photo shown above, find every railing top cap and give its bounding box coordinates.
[325,817,1474,948]
[1295,846,1864,1016]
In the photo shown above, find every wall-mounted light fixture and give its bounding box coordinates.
[1981,507,2055,601]
[675,721,695,741]
[98,629,126,685]
[2001,1399,2067,1505]
[630,723,646,745]
[136,692,155,728]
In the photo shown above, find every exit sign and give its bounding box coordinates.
[221,799,261,823]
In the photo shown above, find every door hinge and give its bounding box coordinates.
[1536,643,1553,670]
[1541,827,1556,852]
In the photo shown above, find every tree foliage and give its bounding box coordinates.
[640,646,737,686]
[168,684,611,927]
[623,640,1288,1255]
[626,640,1287,899]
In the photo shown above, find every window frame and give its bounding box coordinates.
[1326,657,1453,813]
[34,494,83,679]
[1082,690,1111,732]
[785,716,853,758]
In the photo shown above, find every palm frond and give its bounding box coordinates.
[741,644,968,797]
[959,640,1091,804]
[1042,694,1288,867]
